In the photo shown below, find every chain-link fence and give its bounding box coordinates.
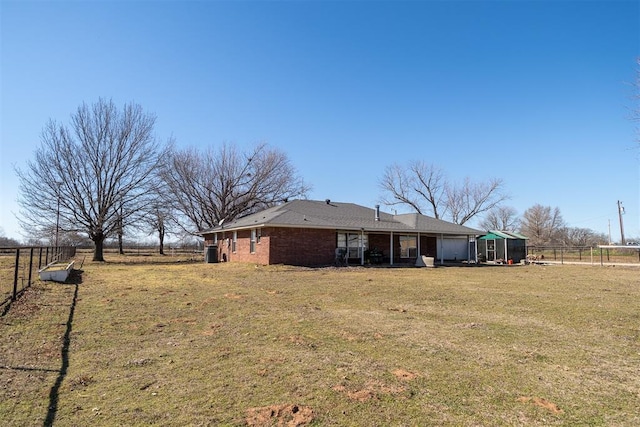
[526,246,640,266]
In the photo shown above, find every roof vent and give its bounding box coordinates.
[325,199,331,205]
[375,205,380,221]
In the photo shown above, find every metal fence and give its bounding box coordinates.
[526,246,640,266]
[0,246,76,308]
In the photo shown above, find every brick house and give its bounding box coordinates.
[200,199,482,266]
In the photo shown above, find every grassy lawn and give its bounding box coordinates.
[1,257,639,426]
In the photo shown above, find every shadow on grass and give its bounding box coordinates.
[95,256,203,266]
[112,259,203,266]
[1,282,36,318]
[43,269,82,427]
[0,298,13,317]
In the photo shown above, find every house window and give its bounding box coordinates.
[232,231,237,253]
[250,229,257,253]
[337,232,368,259]
[399,235,417,258]
[256,228,261,243]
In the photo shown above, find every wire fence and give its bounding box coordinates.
[0,246,76,308]
[100,246,203,257]
[526,246,640,266]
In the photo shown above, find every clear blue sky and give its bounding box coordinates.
[1,0,639,242]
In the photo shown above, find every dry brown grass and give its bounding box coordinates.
[1,257,639,426]
[0,251,42,305]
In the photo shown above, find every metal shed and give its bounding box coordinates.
[477,230,527,264]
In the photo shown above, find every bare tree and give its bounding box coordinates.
[0,228,21,246]
[143,194,177,255]
[379,161,508,225]
[445,177,508,225]
[379,161,446,218]
[16,99,167,261]
[162,142,310,232]
[519,204,565,246]
[479,206,520,231]
[560,227,607,247]
[145,204,167,255]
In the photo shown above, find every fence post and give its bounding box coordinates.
[27,247,34,287]
[38,247,43,269]
[12,249,20,301]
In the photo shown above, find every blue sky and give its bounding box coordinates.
[1,0,638,242]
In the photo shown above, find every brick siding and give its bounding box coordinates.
[268,227,336,266]
[204,228,438,266]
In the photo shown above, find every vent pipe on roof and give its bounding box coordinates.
[375,205,380,221]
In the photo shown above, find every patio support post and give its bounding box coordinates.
[361,229,365,266]
[504,238,508,262]
[390,232,394,266]
[440,234,444,265]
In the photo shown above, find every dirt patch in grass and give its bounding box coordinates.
[332,380,407,402]
[518,396,563,414]
[245,404,314,426]
[392,368,421,381]
[67,374,95,391]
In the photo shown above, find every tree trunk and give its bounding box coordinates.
[117,215,124,255]
[93,232,105,262]
[118,230,124,255]
[158,227,165,255]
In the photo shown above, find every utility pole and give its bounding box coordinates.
[55,194,60,249]
[118,196,124,255]
[618,200,626,245]
[55,181,62,250]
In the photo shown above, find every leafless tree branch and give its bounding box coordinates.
[519,204,566,246]
[162,142,310,233]
[379,161,508,225]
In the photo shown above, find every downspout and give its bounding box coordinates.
[440,233,444,265]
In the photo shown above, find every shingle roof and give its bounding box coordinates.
[200,199,482,236]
